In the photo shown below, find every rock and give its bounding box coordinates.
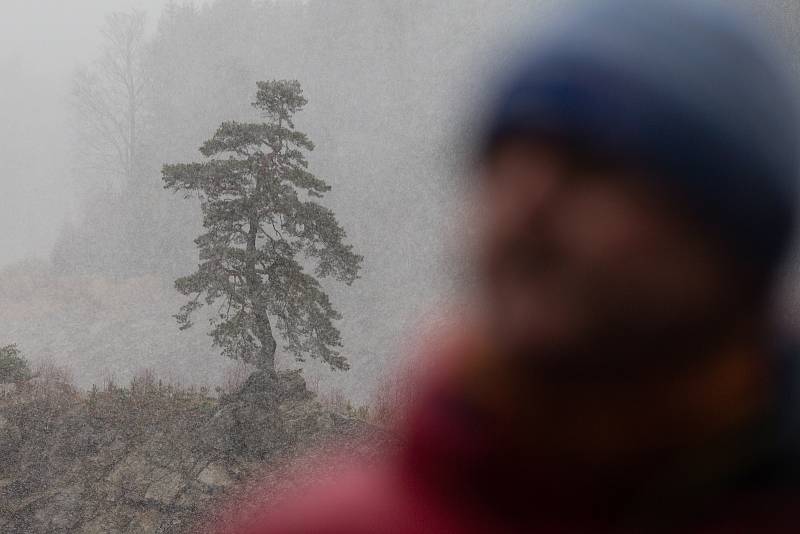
[144,470,185,504]
[236,371,281,407]
[235,369,314,407]
[35,483,82,530]
[200,405,240,453]
[276,369,314,403]
[197,462,234,489]
[106,453,149,489]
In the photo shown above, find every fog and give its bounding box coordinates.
[2,1,800,532]
[1,0,799,403]
[0,0,537,404]
[0,0,172,264]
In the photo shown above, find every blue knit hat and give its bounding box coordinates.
[483,0,800,283]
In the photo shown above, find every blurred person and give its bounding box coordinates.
[213,0,800,532]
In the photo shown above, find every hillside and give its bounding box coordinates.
[0,369,390,533]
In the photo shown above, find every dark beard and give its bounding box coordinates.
[487,229,756,382]
[511,307,749,385]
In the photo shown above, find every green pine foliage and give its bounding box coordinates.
[163,81,362,373]
[0,344,32,383]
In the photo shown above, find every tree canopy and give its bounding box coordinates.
[163,80,362,373]
[0,344,31,384]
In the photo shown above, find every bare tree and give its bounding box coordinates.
[72,10,148,189]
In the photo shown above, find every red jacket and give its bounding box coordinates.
[213,334,800,533]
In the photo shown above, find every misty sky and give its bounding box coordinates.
[1,0,799,401]
[2,0,796,270]
[0,0,180,267]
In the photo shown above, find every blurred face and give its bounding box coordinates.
[479,139,744,366]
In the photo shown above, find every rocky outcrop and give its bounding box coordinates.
[0,371,390,533]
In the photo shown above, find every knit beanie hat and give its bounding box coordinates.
[482,0,800,284]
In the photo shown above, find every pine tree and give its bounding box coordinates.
[163,80,361,373]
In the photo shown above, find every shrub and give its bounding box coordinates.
[0,344,32,383]
[367,366,416,427]
[28,360,77,400]
[220,360,254,396]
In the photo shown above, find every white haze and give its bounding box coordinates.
[0,0,176,265]
[0,0,798,405]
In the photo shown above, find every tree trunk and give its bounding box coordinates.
[254,309,277,372]
[246,207,276,374]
